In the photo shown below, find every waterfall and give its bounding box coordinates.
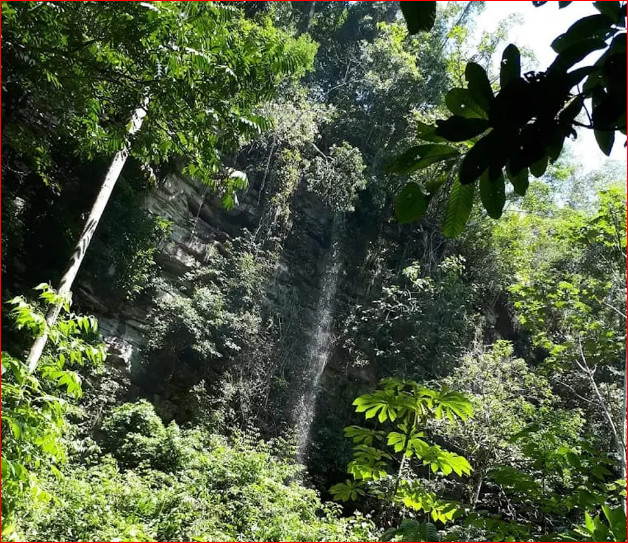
[294,216,342,460]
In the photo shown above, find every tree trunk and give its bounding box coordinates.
[305,1,316,30]
[623,350,627,515]
[26,101,148,373]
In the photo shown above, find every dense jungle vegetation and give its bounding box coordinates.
[1,1,626,541]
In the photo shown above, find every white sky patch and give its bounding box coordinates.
[474,1,627,173]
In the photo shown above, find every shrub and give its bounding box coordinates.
[19,414,379,542]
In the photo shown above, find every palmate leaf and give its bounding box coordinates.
[387,431,407,453]
[344,425,384,445]
[386,430,428,456]
[419,445,472,477]
[432,387,473,421]
[347,451,389,481]
[429,501,460,524]
[329,479,365,502]
[395,520,440,542]
[353,389,402,423]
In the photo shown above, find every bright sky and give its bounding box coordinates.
[474,1,627,173]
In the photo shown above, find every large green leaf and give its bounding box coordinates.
[551,14,614,54]
[353,390,399,423]
[445,88,487,118]
[602,505,627,541]
[458,132,494,185]
[395,520,440,542]
[594,1,622,21]
[529,155,549,178]
[395,182,428,224]
[479,172,506,219]
[416,120,449,143]
[506,165,529,196]
[400,1,437,34]
[330,479,365,502]
[550,37,608,72]
[387,144,459,174]
[344,426,383,446]
[433,387,474,422]
[435,117,490,142]
[500,44,521,88]
[443,179,474,238]
[594,129,615,155]
[464,62,494,112]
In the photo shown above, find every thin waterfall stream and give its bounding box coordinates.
[294,216,343,461]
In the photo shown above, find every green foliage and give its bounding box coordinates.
[563,506,627,542]
[85,175,172,299]
[395,1,627,235]
[1,2,316,204]
[100,401,185,471]
[306,141,367,212]
[17,410,377,543]
[137,234,283,428]
[332,379,472,534]
[342,255,477,378]
[448,181,627,539]
[1,285,106,540]
[382,519,439,542]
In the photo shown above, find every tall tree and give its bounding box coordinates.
[1,2,315,370]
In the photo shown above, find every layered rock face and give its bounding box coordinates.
[77,172,350,432]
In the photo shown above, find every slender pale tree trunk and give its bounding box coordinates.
[623,351,627,515]
[26,100,148,373]
[305,1,316,30]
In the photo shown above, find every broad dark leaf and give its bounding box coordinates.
[400,1,437,34]
[387,144,459,174]
[559,1,573,7]
[550,38,608,72]
[435,116,490,142]
[530,155,549,178]
[594,1,621,22]
[594,129,615,155]
[479,172,506,220]
[395,182,427,223]
[458,132,495,185]
[551,14,614,54]
[445,88,487,118]
[416,120,449,142]
[567,66,595,87]
[507,165,529,196]
[465,62,494,112]
[500,44,521,88]
[443,178,474,238]
[546,128,568,162]
[592,89,627,130]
